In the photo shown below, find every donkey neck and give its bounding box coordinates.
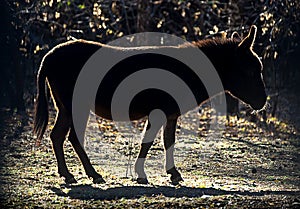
[194,38,239,93]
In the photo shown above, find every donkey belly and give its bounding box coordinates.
[94,88,181,121]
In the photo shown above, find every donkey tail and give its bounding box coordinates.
[33,64,49,145]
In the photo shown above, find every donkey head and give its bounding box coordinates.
[226,25,267,110]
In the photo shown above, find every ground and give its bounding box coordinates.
[0,95,300,208]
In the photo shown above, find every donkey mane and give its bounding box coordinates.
[192,37,240,49]
[177,38,241,63]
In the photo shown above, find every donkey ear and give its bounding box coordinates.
[231,31,241,40]
[238,25,257,49]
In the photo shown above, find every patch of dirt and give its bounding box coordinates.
[0,102,299,208]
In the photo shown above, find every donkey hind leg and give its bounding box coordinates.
[68,126,105,184]
[135,119,162,184]
[164,117,183,185]
[50,112,76,184]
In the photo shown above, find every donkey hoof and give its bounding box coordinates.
[65,177,77,184]
[171,176,184,185]
[137,178,149,184]
[93,177,106,184]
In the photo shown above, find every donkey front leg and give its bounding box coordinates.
[135,120,162,184]
[67,127,105,184]
[50,112,76,184]
[164,117,183,185]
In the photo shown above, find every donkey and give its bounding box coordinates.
[34,25,266,185]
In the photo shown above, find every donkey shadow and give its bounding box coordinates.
[48,184,300,201]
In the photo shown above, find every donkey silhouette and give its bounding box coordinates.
[34,26,266,185]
